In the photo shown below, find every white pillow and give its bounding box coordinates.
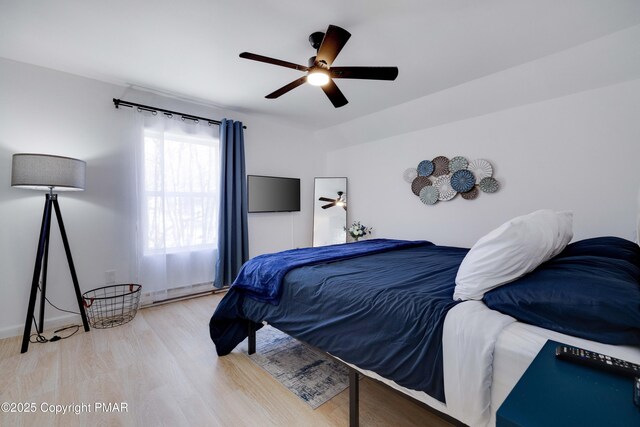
[453,209,573,301]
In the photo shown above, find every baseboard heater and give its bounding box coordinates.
[140,282,228,307]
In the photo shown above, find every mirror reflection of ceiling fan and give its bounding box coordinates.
[319,191,347,210]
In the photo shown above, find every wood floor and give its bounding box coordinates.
[0,294,454,427]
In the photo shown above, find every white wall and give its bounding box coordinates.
[319,26,640,247]
[0,58,319,338]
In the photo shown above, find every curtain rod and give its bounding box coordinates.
[112,98,247,129]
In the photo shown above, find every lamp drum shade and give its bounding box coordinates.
[11,153,86,191]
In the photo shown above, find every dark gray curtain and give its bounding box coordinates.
[215,119,248,288]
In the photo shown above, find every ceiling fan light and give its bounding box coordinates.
[307,71,330,86]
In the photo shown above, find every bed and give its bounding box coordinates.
[210,222,640,426]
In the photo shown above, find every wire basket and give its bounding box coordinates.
[82,284,142,329]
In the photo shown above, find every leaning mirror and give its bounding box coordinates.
[313,177,347,247]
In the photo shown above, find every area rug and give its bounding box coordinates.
[248,325,349,409]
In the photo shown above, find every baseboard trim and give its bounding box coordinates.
[0,313,81,340]
[0,283,227,340]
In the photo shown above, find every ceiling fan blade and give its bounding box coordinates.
[265,76,308,99]
[321,80,348,108]
[239,52,308,72]
[316,25,351,66]
[318,197,335,202]
[322,202,337,209]
[342,204,347,211]
[331,66,399,81]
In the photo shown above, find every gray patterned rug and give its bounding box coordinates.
[248,325,349,409]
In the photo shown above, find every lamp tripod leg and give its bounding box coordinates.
[21,197,52,354]
[52,198,90,332]
[38,201,53,334]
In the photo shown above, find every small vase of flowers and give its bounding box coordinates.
[347,221,372,242]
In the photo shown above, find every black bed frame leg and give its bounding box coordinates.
[248,321,256,355]
[349,368,359,427]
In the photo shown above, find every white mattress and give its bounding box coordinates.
[344,301,640,427]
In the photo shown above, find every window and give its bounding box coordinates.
[143,129,219,253]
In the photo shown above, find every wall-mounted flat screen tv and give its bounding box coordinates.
[247,175,301,213]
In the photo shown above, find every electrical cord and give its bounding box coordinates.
[37,283,81,316]
[29,321,80,344]
[29,283,82,344]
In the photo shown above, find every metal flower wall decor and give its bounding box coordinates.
[403,156,499,205]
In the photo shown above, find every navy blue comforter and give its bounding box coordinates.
[210,242,467,403]
[232,238,428,304]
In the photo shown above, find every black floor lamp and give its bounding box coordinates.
[11,153,91,353]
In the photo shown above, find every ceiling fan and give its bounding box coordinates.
[319,191,347,210]
[239,25,399,108]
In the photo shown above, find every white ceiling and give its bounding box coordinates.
[1,0,640,130]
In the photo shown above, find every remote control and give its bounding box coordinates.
[555,344,640,378]
[635,377,640,408]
